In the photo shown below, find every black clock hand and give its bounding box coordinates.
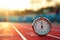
[41,20,43,29]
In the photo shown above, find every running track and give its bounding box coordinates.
[0,22,60,40]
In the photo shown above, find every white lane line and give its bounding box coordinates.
[47,34,60,39]
[11,23,27,40]
[52,29,60,32]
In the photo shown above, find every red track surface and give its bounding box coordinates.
[0,23,60,40]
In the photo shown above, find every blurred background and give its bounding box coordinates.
[0,0,60,23]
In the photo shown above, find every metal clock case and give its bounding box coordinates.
[32,17,51,35]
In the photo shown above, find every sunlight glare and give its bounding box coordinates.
[0,22,11,28]
[0,0,31,10]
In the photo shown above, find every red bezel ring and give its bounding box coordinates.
[32,17,52,35]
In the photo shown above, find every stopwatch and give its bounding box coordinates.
[32,17,51,35]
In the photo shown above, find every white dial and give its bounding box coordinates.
[33,17,51,35]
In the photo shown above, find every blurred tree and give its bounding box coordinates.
[47,0,51,2]
[36,8,44,14]
[14,11,21,16]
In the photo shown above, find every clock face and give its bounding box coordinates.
[32,17,51,35]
